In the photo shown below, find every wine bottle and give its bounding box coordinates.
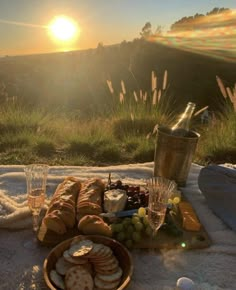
[171,102,196,137]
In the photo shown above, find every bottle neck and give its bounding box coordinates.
[171,102,196,135]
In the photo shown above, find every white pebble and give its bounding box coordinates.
[176,277,197,290]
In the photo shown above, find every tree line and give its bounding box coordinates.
[140,7,233,37]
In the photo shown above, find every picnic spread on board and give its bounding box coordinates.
[0,162,236,290]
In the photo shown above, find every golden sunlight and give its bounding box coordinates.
[48,16,79,41]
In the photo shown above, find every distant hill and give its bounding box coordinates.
[0,39,235,114]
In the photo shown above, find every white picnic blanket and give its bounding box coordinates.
[0,162,236,290]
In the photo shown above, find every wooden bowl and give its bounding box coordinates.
[43,235,134,290]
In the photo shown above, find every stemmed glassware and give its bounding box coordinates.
[24,164,49,249]
[146,176,176,244]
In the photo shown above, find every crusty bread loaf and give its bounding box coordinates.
[42,176,81,234]
[76,178,104,221]
[76,179,114,238]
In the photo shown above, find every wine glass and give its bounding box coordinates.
[146,176,176,245]
[24,164,49,249]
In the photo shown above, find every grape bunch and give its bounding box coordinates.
[110,207,153,249]
[106,180,149,210]
[167,189,182,205]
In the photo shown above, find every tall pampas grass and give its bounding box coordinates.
[216,75,236,112]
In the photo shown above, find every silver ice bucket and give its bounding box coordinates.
[154,126,200,187]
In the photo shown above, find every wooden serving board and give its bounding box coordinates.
[37,180,212,250]
[136,194,211,250]
[38,202,211,250]
[136,209,211,250]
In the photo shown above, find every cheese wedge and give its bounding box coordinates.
[103,189,127,213]
[179,201,201,231]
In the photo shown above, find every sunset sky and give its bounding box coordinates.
[0,0,236,56]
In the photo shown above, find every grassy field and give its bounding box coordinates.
[0,41,235,166]
[0,87,169,165]
[0,85,235,166]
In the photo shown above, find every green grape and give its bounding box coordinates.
[134,221,144,232]
[125,231,133,240]
[132,215,140,225]
[127,224,135,234]
[122,217,132,228]
[125,225,134,239]
[138,207,146,217]
[168,198,173,204]
[145,225,153,236]
[115,223,124,232]
[116,232,126,242]
[170,190,181,201]
[110,223,117,233]
[125,239,133,249]
[173,197,181,204]
[132,231,141,243]
[142,215,149,226]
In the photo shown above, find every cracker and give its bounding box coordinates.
[63,250,88,265]
[69,240,93,257]
[70,235,87,246]
[65,265,94,290]
[94,258,118,268]
[50,269,65,289]
[94,276,120,289]
[96,267,123,283]
[85,243,105,258]
[91,252,116,262]
[80,262,94,276]
[55,257,73,275]
[94,265,120,275]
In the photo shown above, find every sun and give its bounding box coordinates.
[48,16,79,41]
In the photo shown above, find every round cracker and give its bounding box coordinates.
[85,243,105,258]
[94,258,119,269]
[69,240,93,257]
[50,269,65,289]
[96,267,123,283]
[95,266,120,275]
[65,265,94,290]
[91,253,117,263]
[70,235,87,246]
[55,257,73,276]
[94,276,120,289]
[63,250,88,265]
[88,244,112,260]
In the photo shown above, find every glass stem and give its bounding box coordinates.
[32,213,39,232]
[149,228,157,254]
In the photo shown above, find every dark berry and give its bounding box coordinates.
[116,180,122,188]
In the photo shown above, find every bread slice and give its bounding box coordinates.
[41,176,81,236]
[80,220,112,237]
[55,176,81,202]
[77,202,102,220]
[58,209,76,229]
[50,197,75,210]
[43,212,67,235]
[78,215,104,229]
